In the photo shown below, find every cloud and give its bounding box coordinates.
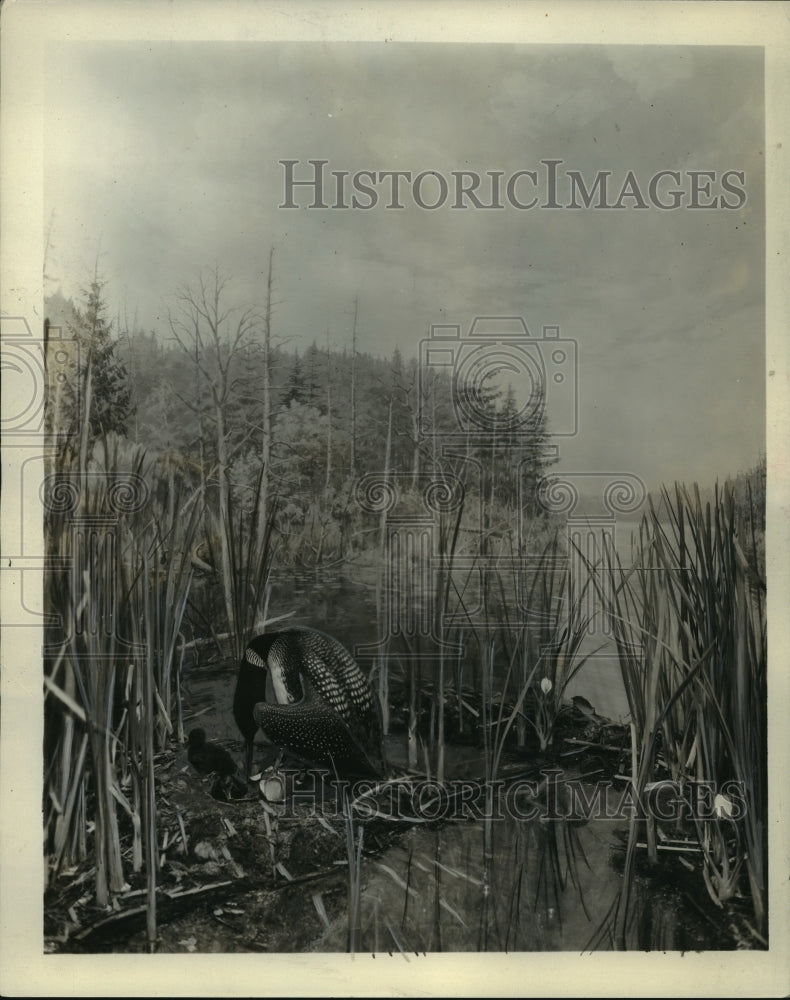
[43,40,765,489]
[607,45,696,102]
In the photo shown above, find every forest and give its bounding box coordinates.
[44,267,556,569]
[41,266,767,955]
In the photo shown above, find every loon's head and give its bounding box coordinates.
[188,727,207,749]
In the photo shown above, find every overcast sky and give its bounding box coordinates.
[44,41,765,493]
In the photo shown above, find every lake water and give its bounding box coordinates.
[179,514,732,953]
[265,514,645,724]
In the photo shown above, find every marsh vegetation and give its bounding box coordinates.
[42,277,767,953]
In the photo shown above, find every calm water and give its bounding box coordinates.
[263,516,642,724]
[181,519,725,953]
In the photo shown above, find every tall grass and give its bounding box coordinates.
[44,434,199,947]
[430,495,466,783]
[594,483,767,945]
[466,528,598,783]
[510,531,595,753]
[341,785,365,953]
[203,467,279,664]
[426,525,597,948]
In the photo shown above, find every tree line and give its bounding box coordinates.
[45,266,557,564]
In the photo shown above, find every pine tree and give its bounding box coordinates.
[283,354,305,406]
[303,342,321,410]
[499,381,556,519]
[62,277,135,444]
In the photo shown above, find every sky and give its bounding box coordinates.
[43,40,765,494]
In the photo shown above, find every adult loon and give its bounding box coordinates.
[233,626,386,781]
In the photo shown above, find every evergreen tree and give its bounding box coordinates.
[387,350,423,481]
[282,354,305,406]
[61,278,135,443]
[495,381,556,516]
[303,342,321,410]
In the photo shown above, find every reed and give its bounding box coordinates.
[204,467,279,664]
[430,496,466,783]
[340,785,365,953]
[520,531,596,752]
[478,529,597,780]
[44,434,199,938]
[445,526,595,947]
[593,482,767,945]
[44,440,146,903]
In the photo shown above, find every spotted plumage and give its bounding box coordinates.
[233,626,386,781]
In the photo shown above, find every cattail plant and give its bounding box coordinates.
[593,482,767,946]
[520,531,595,752]
[203,466,279,664]
[430,491,466,783]
[474,529,597,778]
[44,433,200,938]
[340,785,365,953]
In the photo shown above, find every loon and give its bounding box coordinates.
[187,728,247,799]
[233,626,386,781]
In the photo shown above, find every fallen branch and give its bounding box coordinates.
[563,736,628,754]
[179,612,296,651]
[72,879,247,943]
[635,842,702,854]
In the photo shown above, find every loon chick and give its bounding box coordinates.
[187,728,247,799]
[233,626,386,781]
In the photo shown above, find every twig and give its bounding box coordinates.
[563,736,628,754]
[72,880,243,942]
[271,864,347,892]
[635,842,702,854]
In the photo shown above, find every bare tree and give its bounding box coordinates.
[325,324,333,491]
[258,249,275,533]
[390,354,423,485]
[349,295,359,479]
[168,266,256,637]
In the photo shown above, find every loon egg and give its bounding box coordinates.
[260,772,285,802]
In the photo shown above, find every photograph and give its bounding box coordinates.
[1,1,788,996]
